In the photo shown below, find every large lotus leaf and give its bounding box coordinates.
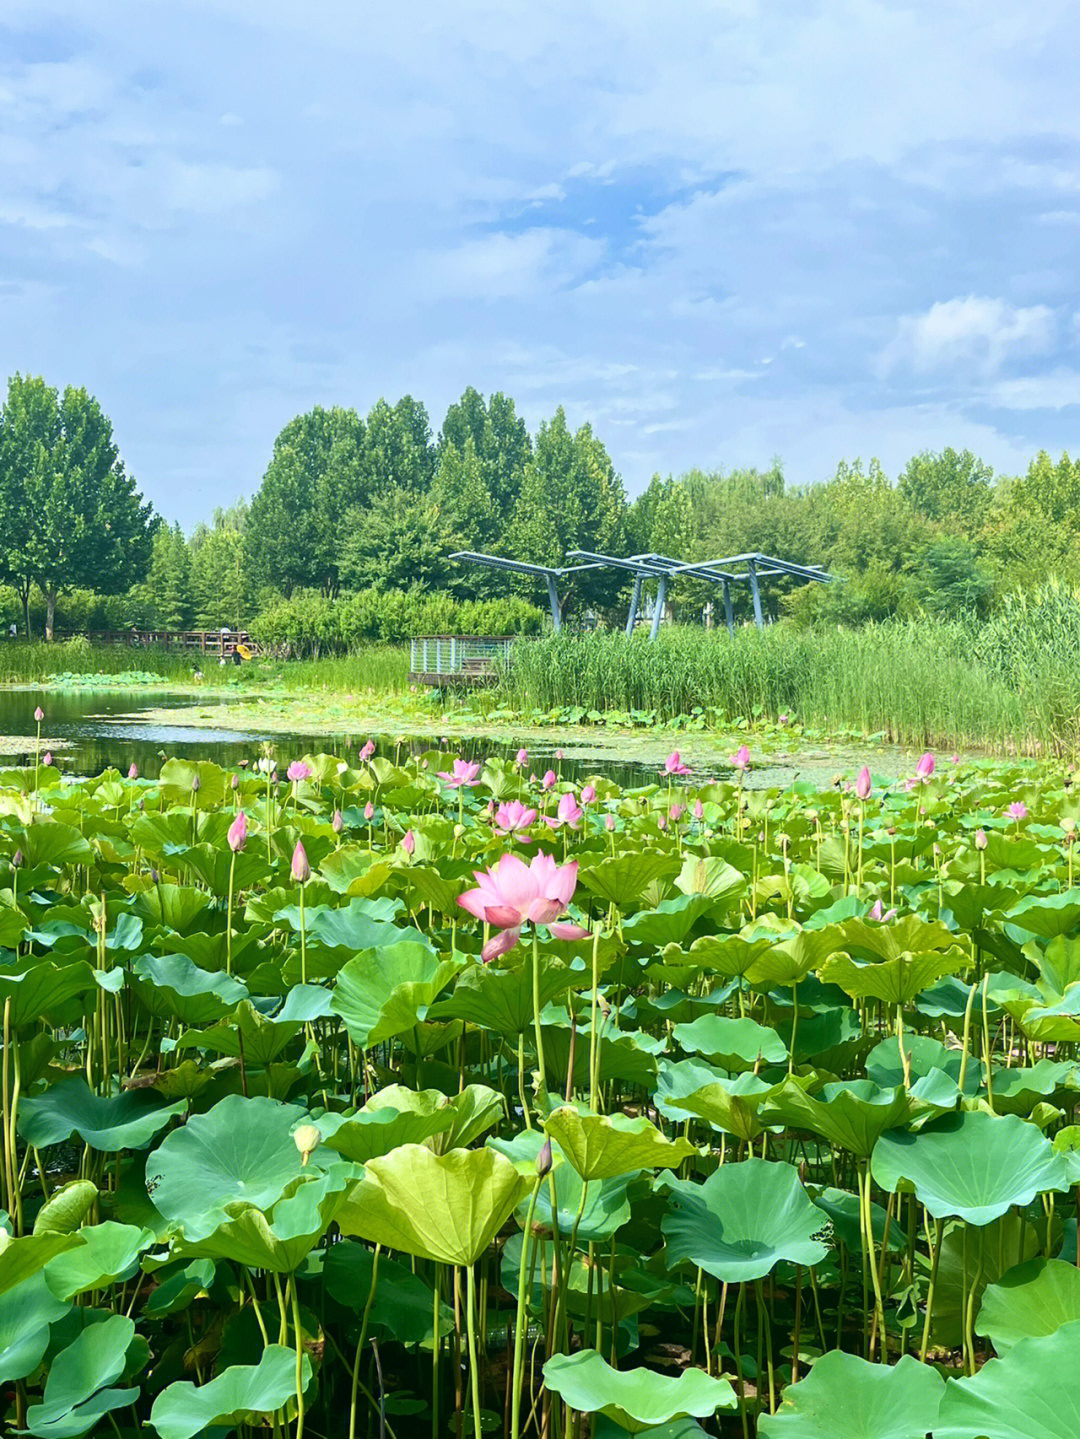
[543,1107,697,1180]
[660,1158,828,1282]
[25,1312,139,1439]
[173,842,267,897]
[759,1078,931,1159]
[129,953,248,1025]
[1004,889,1080,939]
[989,1059,1080,1116]
[0,960,97,1029]
[176,1165,356,1273]
[541,1018,662,1091]
[16,822,94,872]
[933,1320,1080,1438]
[865,1034,976,1094]
[0,903,27,949]
[653,1057,729,1124]
[680,934,772,980]
[143,1258,216,1319]
[674,855,746,905]
[20,1078,185,1153]
[426,954,579,1037]
[739,920,844,986]
[319,846,396,897]
[821,947,970,1005]
[360,1083,505,1152]
[33,1181,98,1235]
[810,1185,901,1257]
[330,941,463,1047]
[178,999,301,1068]
[130,883,213,932]
[159,758,226,808]
[488,1129,636,1242]
[674,1072,808,1143]
[833,914,959,962]
[0,1272,70,1384]
[578,854,682,907]
[336,1144,528,1264]
[44,1222,155,1299]
[320,1104,455,1163]
[0,1232,84,1297]
[671,1014,787,1070]
[147,1094,317,1240]
[323,1241,453,1344]
[976,1257,1080,1355]
[621,894,718,947]
[757,1351,944,1439]
[149,1344,310,1439]
[1014,982,1080,1043]
[872,1110,1070,1224]
[542,1350,735,1432]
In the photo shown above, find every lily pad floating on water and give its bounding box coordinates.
[542,1349,736,1432]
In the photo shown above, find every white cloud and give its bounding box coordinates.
[880,297,1056,377]
[989,368,1080,410]
[422,228,605,300]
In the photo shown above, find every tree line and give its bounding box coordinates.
[1,370,1078,642]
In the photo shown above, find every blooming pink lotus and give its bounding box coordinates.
[855,766,872,800]
[1007,801,1028,821]
[916,752,935,780]
[227,810,248,853]
[291,839,310,882]
[437,758,480,788]
[494,799,537,838]
[458,852,580,962]
[728,745,750,772]
[868,898,897,922]
[665,750,691,776]
[359,740,376,761]
[287,760,313,783]
[545,791,583,830]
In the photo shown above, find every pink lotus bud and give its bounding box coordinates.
[42,752,52,767]
[605,814,615,832]
[230,773,239,790]
[360,740,375,760]
[516,748,528,765]
[581,784,596,805]
[975,828,988,850]
[729,745,750,772]
[692,799,704,820]
[363,802,375,821]
[332,809,344,833]
[227,810,248,853]
[536,1137,553,1176]
[542,770,556,791]
[657,815,668,830]
[401,830,415,855]
[291,839,310,882]
[128,762,139,780]
[670,803,685,821]
[33,707,43,723]
[916,752,935,780]
[855,766,872,800]
[556,749,564,760]
[11,849,23,869]
[191,773,201,793]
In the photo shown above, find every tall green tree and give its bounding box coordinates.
[438,387,531,522]
[134,523,194,629]
[339,488,461,593]
[361,397,435,495]
[898,448,993,534]
[0,374,55,636]
[190,504,249,629]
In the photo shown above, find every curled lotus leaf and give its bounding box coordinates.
[542,1349,736,1433]
[542,1107,698,1180]
[758,1351,944,1439]
[150,1344,310,1439]
[976,1257,1080,1355]
[933,1319,1080,1439]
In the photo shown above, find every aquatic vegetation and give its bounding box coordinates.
[2,730,1080,1436]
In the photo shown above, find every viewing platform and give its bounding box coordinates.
[55,629,260,657]
[408,635,514,685]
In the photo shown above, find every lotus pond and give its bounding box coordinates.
[3,737,1080,1439]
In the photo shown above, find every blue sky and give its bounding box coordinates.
[3,1,1080,525]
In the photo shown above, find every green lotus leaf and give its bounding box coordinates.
[872,1110,1070,1224]
[143,1258,216,1318]
[130,882,213,932]
[661,1158,828,1282]
[834,914,960,962]
[174,842,268,897]
[671,1014,787,1071]
[26,1312,140,1439]
[757,1350,944,1438]
[976,1257,1080,1354]
[0,960,97,1029]
[129,952,248,1025]
[159,758,226,808]
[0,903,27,949]
[1015,981,1080,1043]
[680,934,773,979]
[578,853,682,907]
[488,1129,636,1242]
[15,822,94,872]
[1004,889,1080,939]
[147,1093,318,1240]
[542,1350,735,1432]
[821,947,970,1005]
[323,1241,453,1344]
[989,1059,1080,1116]
[149,1344,310,1439]
[865,1034,976,1094]
[178,998,301,1067]
[503,1230,672,1324]
[358,1083,505,1152]
[330,940,463,1047]
[810,1185,901,1257]
[319,1104,456,1163]
[336,1144,529,1265]
[426,953,579,1037]
[653,1057,729,1124]
[543,1107,697,1180]
[925,1211,1042,1350]
[933,1319,1080,1438]
[673,1071,803,1143]
[674,855,746,904]
[541,1017,662,1091]
[622,894,720,947]
[33,1181,98,1235]
[760,1077,931,1159]
[0,1272,70,1384]
[319,847,396,897]
[44,1222,155,1299]
[0,1231,84,1297]
[20,1077,186,1153]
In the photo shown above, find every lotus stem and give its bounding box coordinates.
[465,1263,484,1439]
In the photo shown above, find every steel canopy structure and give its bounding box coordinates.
[451,548,831,638]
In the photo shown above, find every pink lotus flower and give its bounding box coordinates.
[1007,801,1028,821]
[541,769,557,791]
[665,750,691,776]
[437,758,480,788]
[951,754,960,765]
[868,898,897,922]
[556,748,564,760]
[458,852,579,962]
[516,748,529,765]
[228,810,248,853]
[605,813,616,832]
[855,766,872,800]
[494,799,538,838]
[287,760,313,783]
[42,752,51,767]
[728,745,750,772]
[550,921,590,942]
[128,763,139,780]
[581,783,596,805]
[401,829,415,855]
[692,799,704,820]
[778,712,790,727]
[975,828,988,850]
[33,707,43,724]
[916,752,935,780]
[657,814,668,830]
[670,803,685,821]
[363,801,375,821]
[291,839,310,882]
[359,740,376,761]
[545,791,583,830]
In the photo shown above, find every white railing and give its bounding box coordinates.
[409,635,515,676]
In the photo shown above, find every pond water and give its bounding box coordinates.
[0,685,915,789]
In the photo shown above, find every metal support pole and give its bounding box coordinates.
[649,575,667,640]
[546,575,562,633]
[722,580,735,636]
[625,575,643,636]
[747,559,764,628]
